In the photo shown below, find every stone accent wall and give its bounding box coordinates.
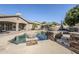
[69,33,79,53]
[46,31,54,41]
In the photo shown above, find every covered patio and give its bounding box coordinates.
[0,21,26,32]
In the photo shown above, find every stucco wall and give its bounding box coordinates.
[0,16,33,31]
[26,24,32,30]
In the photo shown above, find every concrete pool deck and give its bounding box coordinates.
[0,30,75,54]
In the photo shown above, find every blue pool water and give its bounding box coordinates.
[9,33,28,44]
[36,31,48,41]
[9,31,48,44]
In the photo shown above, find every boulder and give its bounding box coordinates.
[46,31,54,41]
[55,32,63,39]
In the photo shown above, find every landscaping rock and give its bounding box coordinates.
[26,40,38,46]
[46,31,54,41]
[55,32,63,39]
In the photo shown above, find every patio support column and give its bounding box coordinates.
[24,25,27,30]
[4,23,6,31]
[16,17,19,43]
[16,23,19,44]
[16,23,19,31]
[16,17,19,31]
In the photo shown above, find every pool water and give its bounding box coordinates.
[9,33,28,44]
[36,31,48,41]
[9,31,48,44]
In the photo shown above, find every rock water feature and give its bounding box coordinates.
[60,36,70,47]
[54,32,70,48]
[55,32,63,40]
[69,33,79,53]
[46,31,54,41]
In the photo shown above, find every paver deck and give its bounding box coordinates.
[0,40,75,54]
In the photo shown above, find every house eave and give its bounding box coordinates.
[0,15,32,24]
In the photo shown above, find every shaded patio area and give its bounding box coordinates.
[0,21,26,33]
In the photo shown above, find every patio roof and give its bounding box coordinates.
[0,15,32,24]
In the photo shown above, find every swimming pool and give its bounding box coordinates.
[9,33,28,44]
[36,31,48,41]
[9,31,48,44]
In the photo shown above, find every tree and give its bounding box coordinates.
[51,22,58,25]
[41,21,47,25]
[64,5,79,26]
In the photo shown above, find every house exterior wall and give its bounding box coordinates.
[26,23,32,30]
[35,25,41,30]
[0,16,32,31]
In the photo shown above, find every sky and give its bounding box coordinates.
[0,4,77,23]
